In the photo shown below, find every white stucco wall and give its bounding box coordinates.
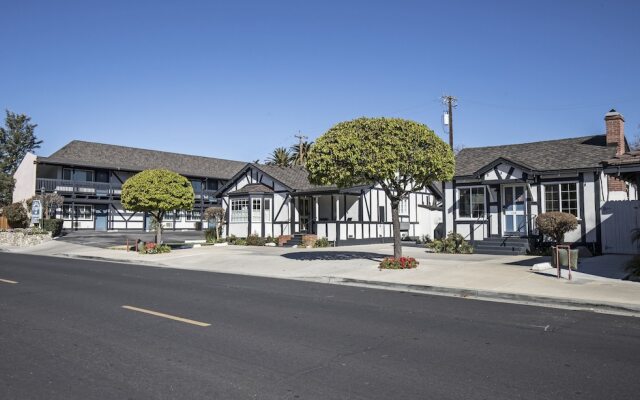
[12,153,37,203]
[444,182,454,235]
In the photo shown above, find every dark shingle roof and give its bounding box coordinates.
[39,140,247,180]
[603,150,640,167]
[455,135,616,177]
[228,183,274,195]
[253,164,336,192]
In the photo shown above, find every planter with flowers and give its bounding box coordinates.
[379,257,419,270]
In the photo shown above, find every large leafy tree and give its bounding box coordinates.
[265,147,292,167]
[0,110,42,174]
[0,110,42,206]
[121,169,194,244]
[0,173,14,207]
[307,117,455,258]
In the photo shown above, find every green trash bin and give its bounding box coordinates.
[552,247,579,271]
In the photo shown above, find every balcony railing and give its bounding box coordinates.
[37,178,219,200]
[198,190,219,202]
[36,178,120,196]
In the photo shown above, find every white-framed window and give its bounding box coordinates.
[63,168,94,182]
[252,199,262,221]
[231,199,249,222]
[457,186,485,219]
[185,210,201,221]
[264,198,271,221]
[543,182,579,217]
[399,198,409,215]
[62,205,93,220]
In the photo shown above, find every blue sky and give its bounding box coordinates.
[1,0,639,162]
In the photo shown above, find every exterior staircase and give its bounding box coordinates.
[472,235,530,255]
[282,233,306,247]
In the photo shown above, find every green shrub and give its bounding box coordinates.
[246,234,266,246]
[235,238,247,246]
[3,203,29,228]
[536,212,578,244]
[379,257,418,269]
[265,236,278,245]
[427,232,473,254]
[226,234,238,244]
[42,219,64,237]
[314,237,331,248]
[204,228,217,243]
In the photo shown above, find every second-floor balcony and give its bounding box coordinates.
[37,178,221,201]
[36,178,121,197]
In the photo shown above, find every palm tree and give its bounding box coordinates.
[265,147,292,167]
[290,141,313,166]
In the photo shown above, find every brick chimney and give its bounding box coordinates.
[605,109,625,156]
[605,109,628,196]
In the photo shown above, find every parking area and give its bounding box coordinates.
[57,230,207,248]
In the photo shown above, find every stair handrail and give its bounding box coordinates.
[466,212,490,241]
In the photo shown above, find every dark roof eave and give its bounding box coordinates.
[454,166,603,180]
[603,165,640,174]
[36,157,235,181]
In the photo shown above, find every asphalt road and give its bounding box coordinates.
[1,253,639,400]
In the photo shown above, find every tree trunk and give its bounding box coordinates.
[156,221,163,245]
[391,200,402,259]
[152,213,163,245]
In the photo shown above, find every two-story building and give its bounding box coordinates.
[12,140,247,231]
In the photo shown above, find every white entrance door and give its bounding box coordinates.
[503,185,527,236]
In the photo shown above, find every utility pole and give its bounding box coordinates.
[441,95,457,149]
[294,131,308,164]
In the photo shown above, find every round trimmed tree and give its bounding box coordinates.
[307,117,455,259]
[121,169,194,244]
[536,212,578,245]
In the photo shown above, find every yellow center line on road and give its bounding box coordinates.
[0,278,18,284]
[121,305,211,327]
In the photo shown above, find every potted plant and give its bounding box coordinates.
[536,212,579,270]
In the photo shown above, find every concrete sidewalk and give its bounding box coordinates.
[5,240,640,316]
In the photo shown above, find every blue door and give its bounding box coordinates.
[95,206,108,231]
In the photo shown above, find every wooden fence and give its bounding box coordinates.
[601,200,640,254]
[0,216,8,230]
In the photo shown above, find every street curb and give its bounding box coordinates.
[51,253,640,317]
[55,253,166,267]
[330,277,640,317]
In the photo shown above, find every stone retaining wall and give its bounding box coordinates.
[0,231,52,247]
